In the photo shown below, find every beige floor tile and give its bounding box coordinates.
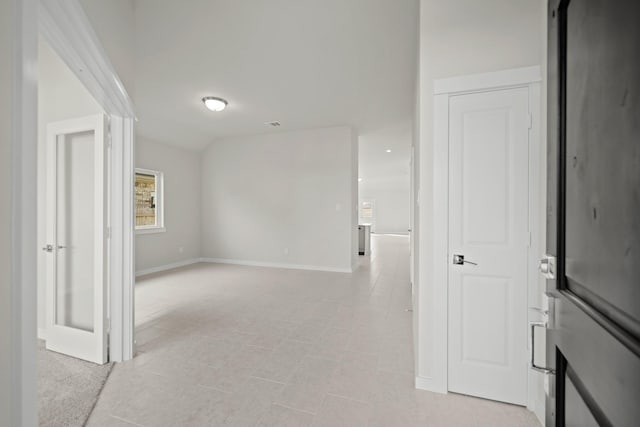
[251,340,314,383]
[256,404,315,427]
[85,235,539,427]
[85,412,144,427]
[222,377,285,426]
[275,375,332,413]
[313,395,372,427]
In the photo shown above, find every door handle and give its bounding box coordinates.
[452,254,477,266]
[530,322,555,374]
[42,244,54,253]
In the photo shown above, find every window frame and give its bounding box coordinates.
[135,168,165,234]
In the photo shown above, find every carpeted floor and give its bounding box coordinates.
[38,341,114,427]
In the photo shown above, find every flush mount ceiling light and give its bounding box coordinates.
[358,178,363,182]
[202,96,228,112]
[386,149,392,153]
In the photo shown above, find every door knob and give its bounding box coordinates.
[452,254,477,265]
[42,244,54,253]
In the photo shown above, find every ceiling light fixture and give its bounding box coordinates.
[386,149,392,153]
[202,96,228,112]
[358,178,363,182]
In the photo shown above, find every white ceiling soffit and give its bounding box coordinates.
[133,0,419,150]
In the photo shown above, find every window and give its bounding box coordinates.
[135,168,165,233]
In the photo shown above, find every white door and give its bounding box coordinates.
[447,87,529,404]
[45,114,109,364]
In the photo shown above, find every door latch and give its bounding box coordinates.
[42,244,54,253]
[452,254,477,265]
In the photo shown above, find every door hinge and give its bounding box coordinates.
[528,113,533,129]
[527,231,532,247]
[107,226,112,239]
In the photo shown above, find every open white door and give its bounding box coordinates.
[447,87,529,404]
[45,114,109,364]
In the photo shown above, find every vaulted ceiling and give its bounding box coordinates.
[132,0,419,151]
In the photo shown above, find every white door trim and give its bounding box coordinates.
[39,0,137,364]
[434,65,541,95]
[419,66,543,412]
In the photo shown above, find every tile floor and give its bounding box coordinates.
[87,235,541,426]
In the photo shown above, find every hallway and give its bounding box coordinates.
[87,235,539,426]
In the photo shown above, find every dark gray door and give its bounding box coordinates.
[546,0,640,426]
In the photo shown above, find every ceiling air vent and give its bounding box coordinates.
[264,121,281,127]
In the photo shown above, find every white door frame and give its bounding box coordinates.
[10,0,135,422]
[423,66,544,413]
[40,0,136,363]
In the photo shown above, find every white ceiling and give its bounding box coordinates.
[133,0,419,151]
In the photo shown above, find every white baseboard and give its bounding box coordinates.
[415,375,447,394]
[199,257,353,273]
[135,258,201,277]
[38,328,47,341]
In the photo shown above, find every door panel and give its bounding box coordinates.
[45,115,108,364]
[448,88,529,405]
[563,0,640,336]
[55,131,96,332]
[546,0,640,425]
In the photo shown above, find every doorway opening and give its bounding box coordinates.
[36,35,112,425]
[358,122,413,266]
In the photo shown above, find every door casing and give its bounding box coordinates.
[416,66,545,418]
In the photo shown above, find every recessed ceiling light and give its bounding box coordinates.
[358,178,363,182]
[386,149,392,153]
[202,96,227,112]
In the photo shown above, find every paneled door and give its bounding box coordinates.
[44,114,109,364]
[545,1,640,425]
[448,87,530,405]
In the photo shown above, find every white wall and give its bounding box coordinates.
[0,0,15,420]
[416,0,543,394]
[2,0,38,423]
[201,126,358,272]
[359,189,410,234]
[36,40,105,334]
[135,137,202,274]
